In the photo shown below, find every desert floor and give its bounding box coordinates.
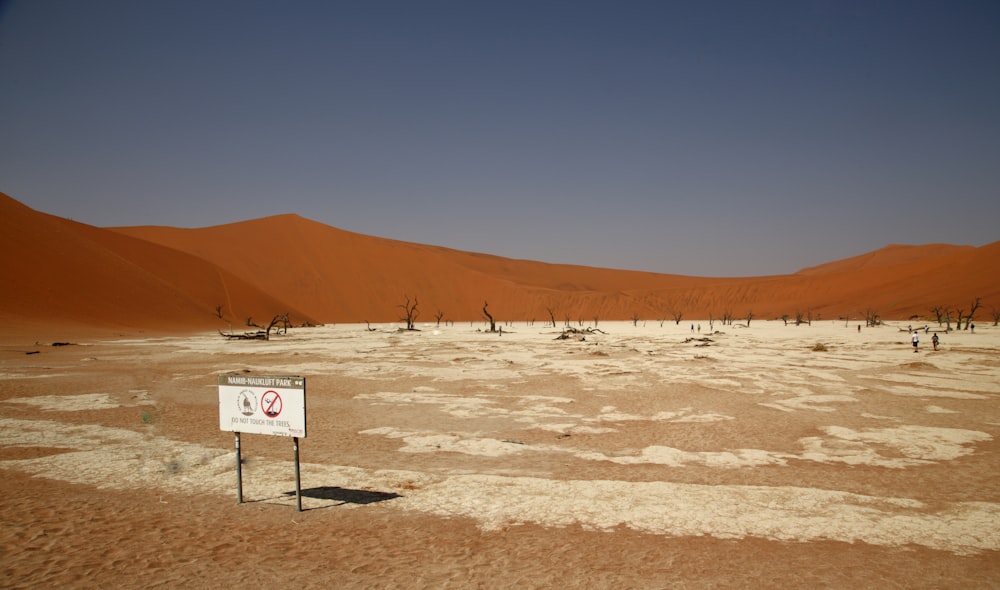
[2,320,999,588]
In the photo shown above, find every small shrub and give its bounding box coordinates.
[165,459,182,474]
[812,342,828,352]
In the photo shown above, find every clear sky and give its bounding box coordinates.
[1,1,998,277]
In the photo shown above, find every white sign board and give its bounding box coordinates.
[219,374,306,438]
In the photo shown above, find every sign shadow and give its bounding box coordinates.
[281,486,402,511]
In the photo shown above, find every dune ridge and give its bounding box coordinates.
[0,193,314,339]
[2,192,997,337]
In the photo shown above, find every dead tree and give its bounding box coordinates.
[263,313,290,336]
[275,313,290,335]
[991,306,1000,326]
[930,306,945,326]
[223,313,287,340]
[482,300,497,332]
[214,305,224,319]
[545,307,557,328]
[672,310,683,325]
[631,312,640,327]
[555,326,607,341]
[435,310,445,327]
[965,297,981,330]
[398,295,419,330]
[745,310,754,327]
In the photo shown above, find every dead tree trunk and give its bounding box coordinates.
[265,314,285,339]
[398,295,419,330]
[221,313,287,340]
[483,301,496,332]
[966,297,981,330]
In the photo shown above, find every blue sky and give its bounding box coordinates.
[2,1,998,276]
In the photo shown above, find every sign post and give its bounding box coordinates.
[218,374,307,510]
[293,437,302,512]
[235,431,243,503]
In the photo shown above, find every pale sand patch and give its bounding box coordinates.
[415,475,1000,555]
[358,421,989,473]
[867,371,1000,395]
[3,417,998,555]
[798,425,991,467]
[360,427,532,457]
[759,394,858,413]
[356,391,502,419]
[584,445,791,468]
[0,372,75,380]
[862,412,903,421]
[5,392,152,411]
[655,410,734,423]
[532,422,615,434]
[878,385,990,400]
[0,417,429,501]
[356,392,731,429]
[589,406,733,423]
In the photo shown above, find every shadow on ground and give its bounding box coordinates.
[283,486,401,506]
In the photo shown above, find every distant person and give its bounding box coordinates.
[911,331,919,352]
[925,325,930,334]
[970,323,975,333]
[932,333,940,351]
[691,324,694,332]
[857,324,861,333]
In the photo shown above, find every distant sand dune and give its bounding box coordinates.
[2,191,997,339]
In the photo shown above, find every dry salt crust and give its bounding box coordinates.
[2,321,999,556]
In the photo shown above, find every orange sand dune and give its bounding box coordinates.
[796,243,974,275]
[2,191,998,336]
[112,213,1000,325]
[0,193,315,340]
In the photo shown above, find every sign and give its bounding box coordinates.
[219,374,306,438]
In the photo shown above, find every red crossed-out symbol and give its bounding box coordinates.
[261,390,283,418]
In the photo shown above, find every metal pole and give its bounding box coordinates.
[293,437,302,512]
[235,432,243,504]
